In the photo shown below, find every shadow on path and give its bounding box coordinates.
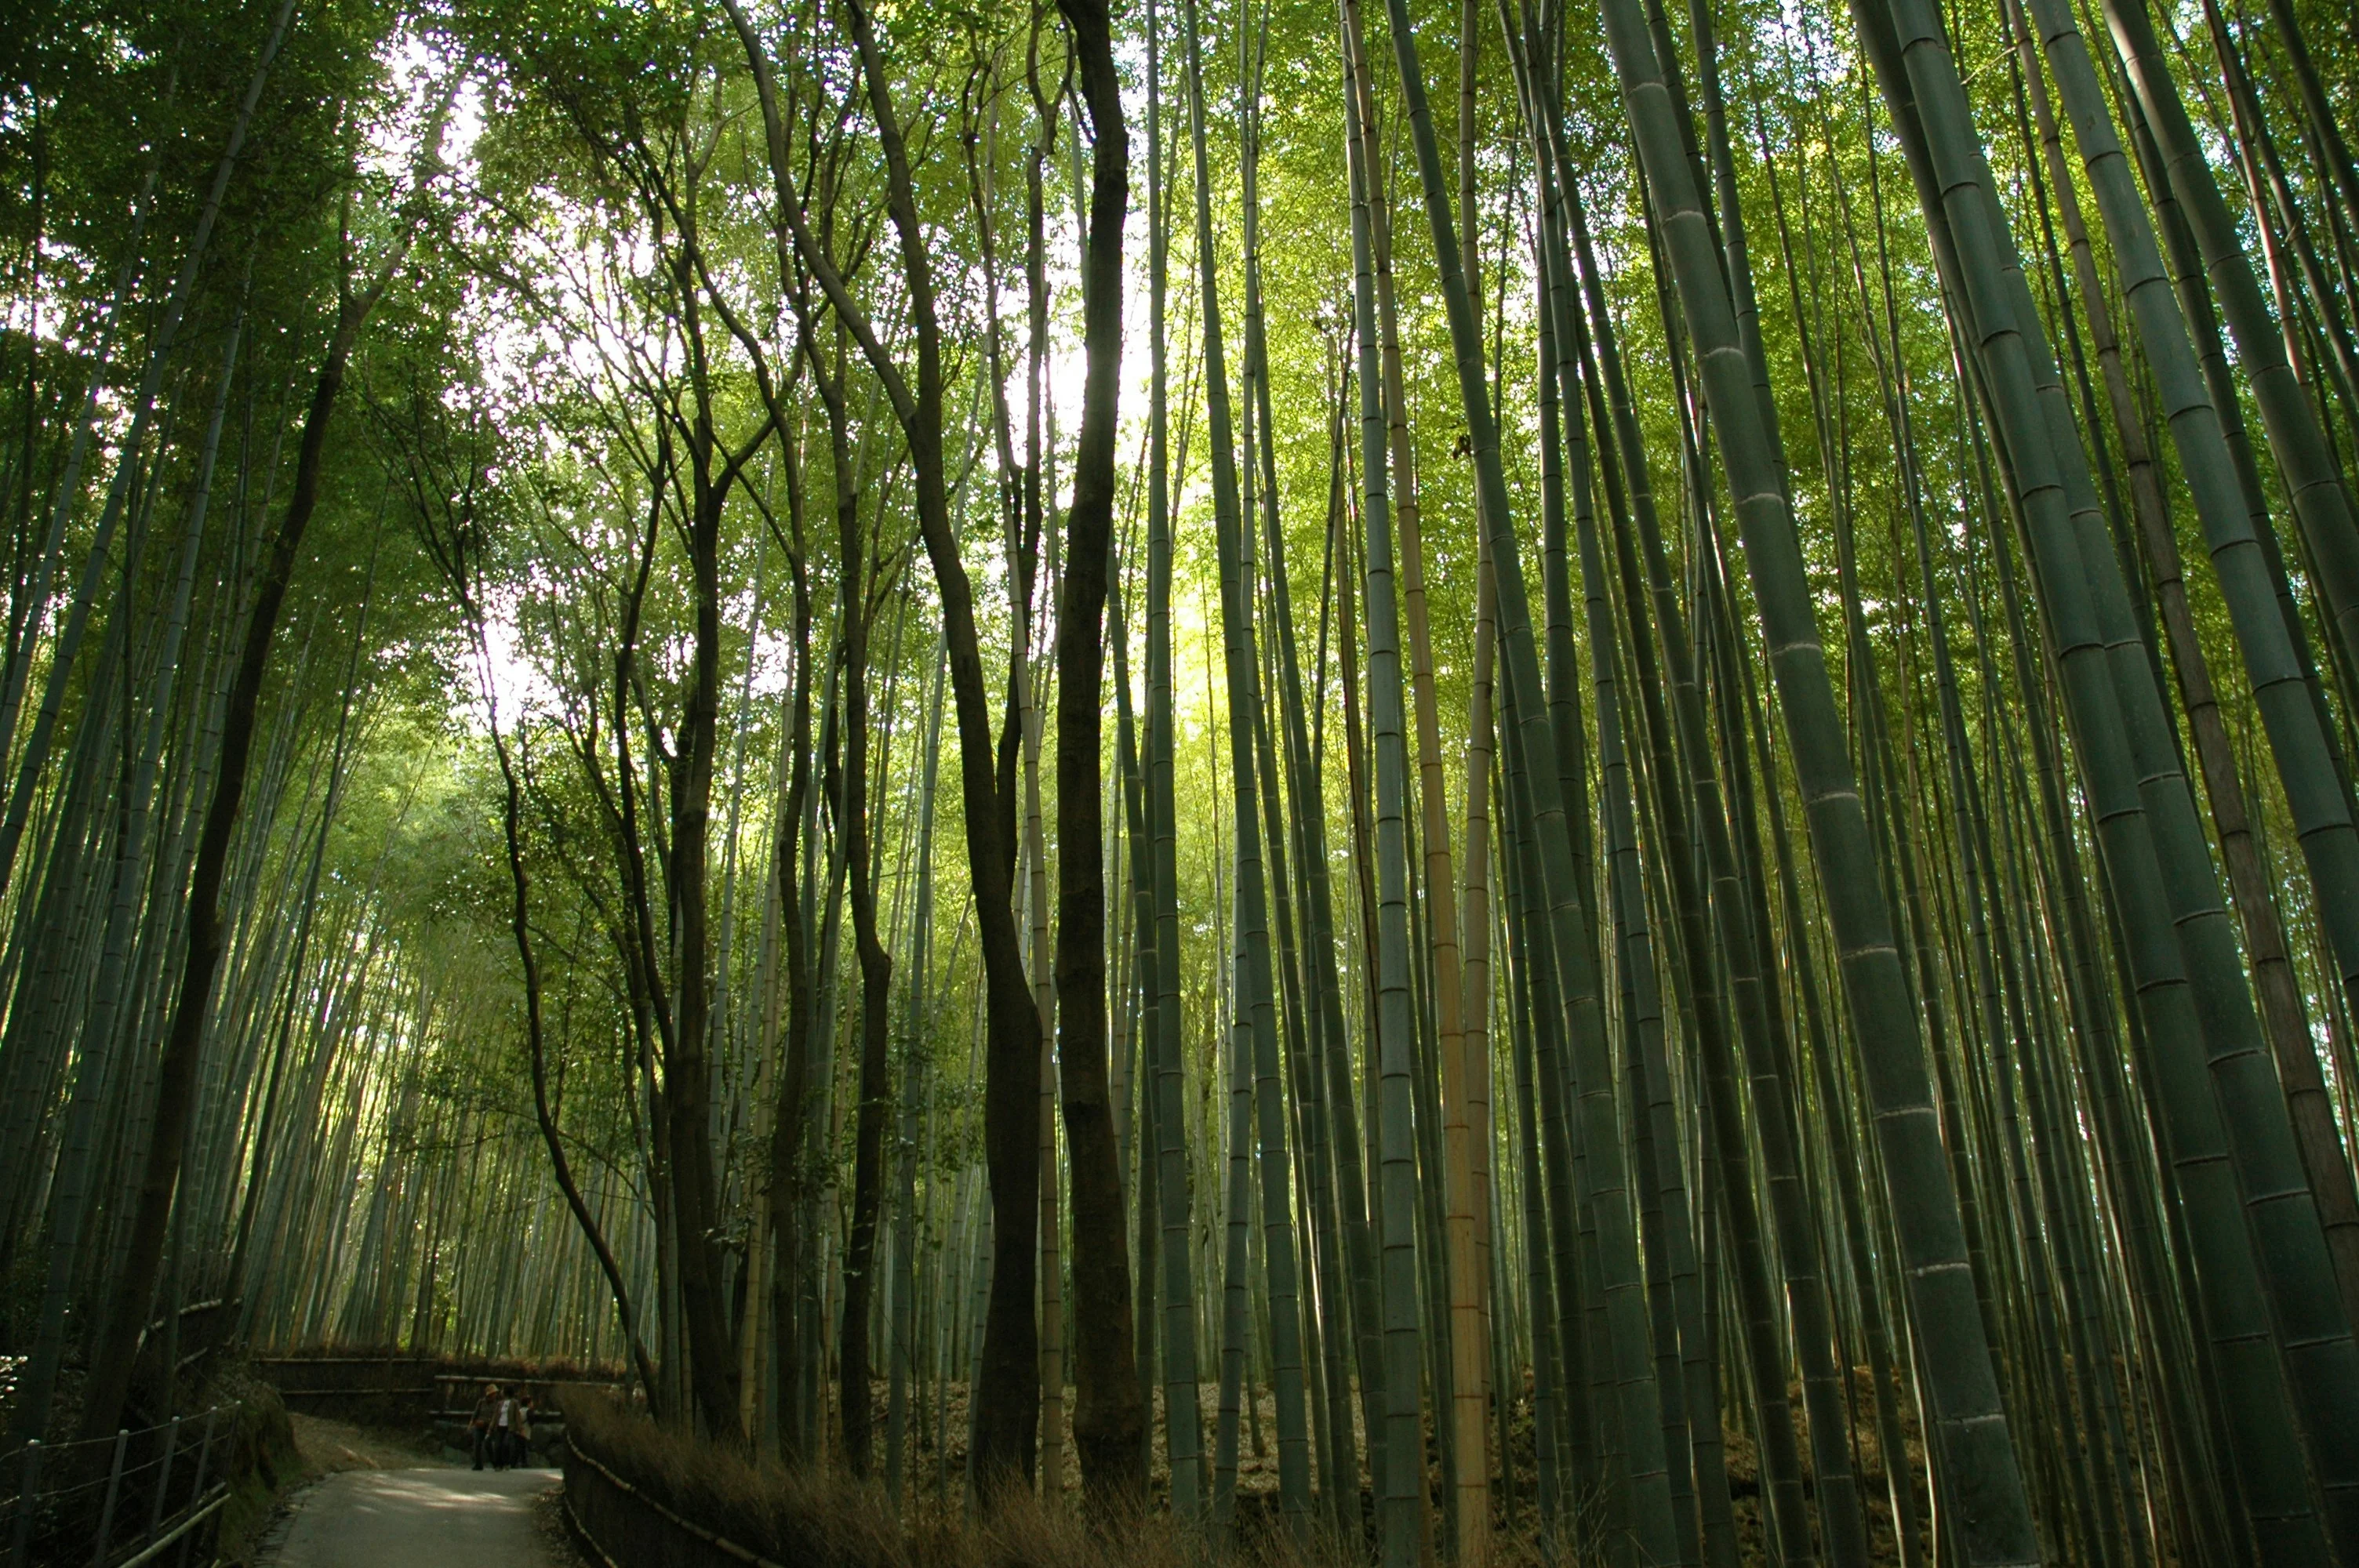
[258,1464,562,1566]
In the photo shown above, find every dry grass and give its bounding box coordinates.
[558,1374,1942,1568]
[286,1410,439,1474]
[879,1375,1307,1507]
[560,1390,1565,1568]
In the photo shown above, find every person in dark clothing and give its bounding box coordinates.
[471,1385,500,1471]
[507,1392,535,1468]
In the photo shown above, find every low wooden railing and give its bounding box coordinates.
[0,1403,238,1568]
[250,1353,626,1462]
[561,1432,786,1568]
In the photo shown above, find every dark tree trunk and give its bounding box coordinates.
[407,409,667,1414]
[667,398,743,1443]
[766,422,818,1457]
[725,0,1043,1488]
[828,347,894,1474]
[79,270,375,1438]
[499,720,663,1409]
[1052,0,1144,1512]
[834,0,1042,1494]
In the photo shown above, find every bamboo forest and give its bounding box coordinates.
[3,0,2359,1558]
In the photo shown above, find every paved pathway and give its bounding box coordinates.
[259,1465,564,1567]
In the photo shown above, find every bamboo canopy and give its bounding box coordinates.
[2,0,2357,1560]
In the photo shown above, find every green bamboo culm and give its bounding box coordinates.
[1177,0,1303,1534]
[1510,16,1811,1552]
[2017,6,2359,1550]
[1339,2,1428,1557]
[1367,1,1682,1565]
[1852,0,2359,1552]
[1147,0,1206,1517]
[1588,0,2044,1560]
[2092,0,2359,700]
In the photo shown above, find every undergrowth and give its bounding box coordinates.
[561,1389,1565,1568]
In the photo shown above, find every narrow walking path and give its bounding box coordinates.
[256,1464,566,1567]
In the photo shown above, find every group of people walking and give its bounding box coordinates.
[470,1384,536,1470]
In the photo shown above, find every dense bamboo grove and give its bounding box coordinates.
[4,0,2359,1559]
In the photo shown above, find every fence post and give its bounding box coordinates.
[147,1417,182,1537]
[176,1410,219,1568]
[91,1428,128,1568]
[9,1441,39,1568]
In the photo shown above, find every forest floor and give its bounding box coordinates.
[242,1412,583,1567]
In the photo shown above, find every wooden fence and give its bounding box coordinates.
[1,1403,237,1568]
[560,1435,787,1568]
[249,1352,625,1461]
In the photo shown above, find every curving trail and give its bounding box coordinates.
[258,1464,566,1567]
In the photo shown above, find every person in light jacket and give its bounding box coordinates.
[492,1388,518,1470]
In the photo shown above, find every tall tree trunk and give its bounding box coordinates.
[1052,0,1147,1514]
[827,352,893,1474]
[729,0,1044,1488]
[79,208,416,1436]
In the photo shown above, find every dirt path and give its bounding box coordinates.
[256,1464,564,1566]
